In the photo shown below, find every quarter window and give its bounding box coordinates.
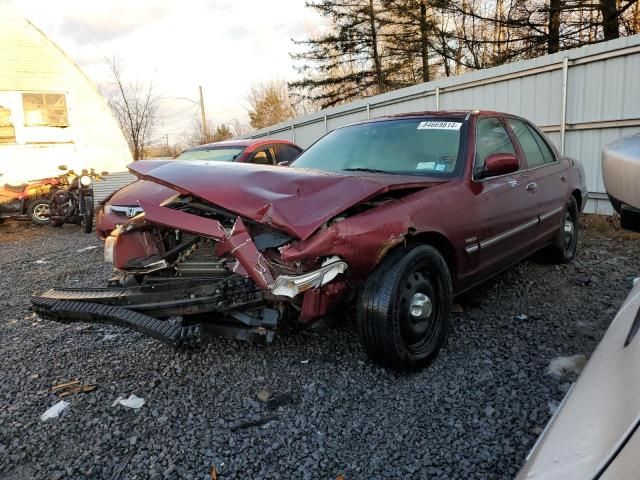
[475,117,517,174]
[22,93,69,127]
[275,144,301,164]
[507,118,555,168]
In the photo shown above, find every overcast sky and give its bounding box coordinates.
[10,0,323,143]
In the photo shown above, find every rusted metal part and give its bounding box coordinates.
[216,217,274,289]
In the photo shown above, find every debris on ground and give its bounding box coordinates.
[49,380,96,398]
[112,394,145,409]
[230,416,278,431]
[256,387,272,403]
[76,245,99,253]
[40,400,70,421]
[210,465,218,480]
[546,354,587,378]
[513,313,528,321]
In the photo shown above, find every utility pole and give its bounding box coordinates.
[165,134,169,153]
[199,85,208,142]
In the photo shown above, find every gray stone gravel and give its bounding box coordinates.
[0,221,639,479]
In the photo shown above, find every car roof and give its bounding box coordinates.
[188,138,299,150]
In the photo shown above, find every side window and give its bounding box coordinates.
[475,117,517,174]
[250,146,275,165]
[22,93,69,127]
[527,124,556,164]
[275,144,301,164]
[0,106,15,144]
[506,118,554,168]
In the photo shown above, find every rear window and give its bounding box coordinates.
[291,118,464,177]
[176,147,245,162]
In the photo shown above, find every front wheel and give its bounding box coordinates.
[28,199,50,225]
[356,244,452,370]
[81,196,94,234]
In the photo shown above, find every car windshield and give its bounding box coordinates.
[291,118,464,176]
[175,146,245,162]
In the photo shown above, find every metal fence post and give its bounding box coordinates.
[435,87,440,110]
[291,124,295,143]
[324,115,327,133]
[560,57,569,155]
[366,104,370,119]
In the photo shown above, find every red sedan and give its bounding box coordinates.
[34,111,587,370]
[95,139,302,239]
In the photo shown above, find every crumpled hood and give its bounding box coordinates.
[106,179,176,207]
[128,160,445,240]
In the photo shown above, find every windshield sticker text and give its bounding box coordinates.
[417,121,462,130]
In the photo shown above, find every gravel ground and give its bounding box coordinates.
[1,219,639,480]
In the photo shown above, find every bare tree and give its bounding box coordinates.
[104,56,160,160]
[181,115,240,147]
[246,80,296,130]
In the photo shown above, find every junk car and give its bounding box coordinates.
[33,111,587,370]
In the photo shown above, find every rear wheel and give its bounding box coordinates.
[81,196,94,234]
[356,244,452,370]
[545,196,578,264]
[28,199,50,225]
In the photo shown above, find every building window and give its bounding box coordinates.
[0,105,15,143]
[22,93,69,127]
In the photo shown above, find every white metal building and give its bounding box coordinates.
[243,35,640,214]
[0,6,132,186]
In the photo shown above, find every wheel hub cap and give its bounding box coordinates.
[409,292,432,320]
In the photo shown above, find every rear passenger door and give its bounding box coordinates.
[505,118,569,247]
[469,116,538,278]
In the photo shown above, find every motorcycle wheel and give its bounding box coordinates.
[28,199,51,225]
[82,196,94,234]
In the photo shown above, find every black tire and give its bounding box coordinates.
[356,244,452,370]
[27,199,50,225]
[81,196,94,234]
[545,196,579,264]
[51,220,63,227]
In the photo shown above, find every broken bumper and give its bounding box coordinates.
[31,276,279,348]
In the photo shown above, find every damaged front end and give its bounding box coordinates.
[32,194,351,347]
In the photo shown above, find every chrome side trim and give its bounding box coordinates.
[540,206,563,221]
[465,244,479,254]
[480,218,539,249]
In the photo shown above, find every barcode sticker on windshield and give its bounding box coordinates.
[417,121,462,130]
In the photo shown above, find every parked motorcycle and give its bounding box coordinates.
[49,166,107,233]
[0,173,60,225]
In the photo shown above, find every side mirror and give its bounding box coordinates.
[277,160,290,167]
[58,165,68,171]
[482,153,519,177]
[252,151,271,165]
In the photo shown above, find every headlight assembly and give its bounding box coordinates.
[80,175,92,186]
[271,257,348,298]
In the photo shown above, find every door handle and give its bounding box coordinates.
[560,173,568,182]
[525,182,538,191]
